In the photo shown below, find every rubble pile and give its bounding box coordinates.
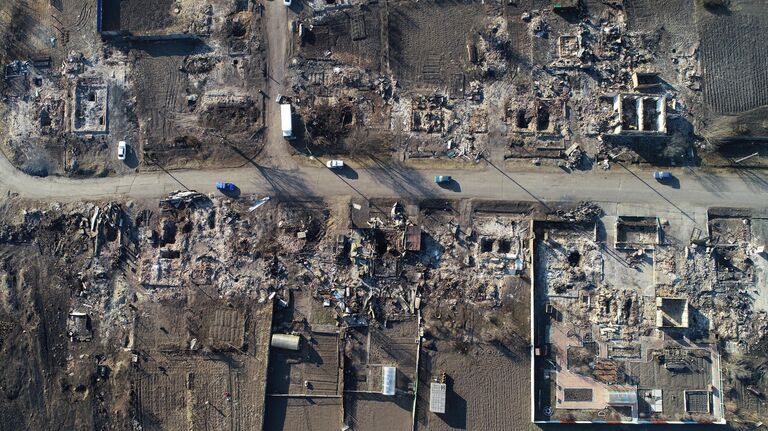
[394,92,489,160]
[0,0,270,177]
[414,213,532,345]
[556,201,604,222]
[139,194,305,299]
[655,214,768,349]
[277,0,711,165]
[477,18,514,78]
[540,235,602,294]
[0,199,136,339]
[2,191,764,426]
[287,59,395,152]
[521,7,655,89]
[4,51,102,175]
[563,143,584,169]
[304,100,359,148]
[301,212,425,326]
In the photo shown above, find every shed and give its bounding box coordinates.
[271,333,301,351]
[430,382,447,413]
[607,389,638,406]
[381,366,396,396]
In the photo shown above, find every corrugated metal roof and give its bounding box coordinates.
[382,367,396,396]
[607,389,638,405]
[271,333,300,351]
[430,383,447,414]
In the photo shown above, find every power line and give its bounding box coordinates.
[142,151,192,191]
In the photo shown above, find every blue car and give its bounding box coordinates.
[653,171,672,181]
[434,175,452,184]
[216,182,236,191]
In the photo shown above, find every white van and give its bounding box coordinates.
[280,104,294,140]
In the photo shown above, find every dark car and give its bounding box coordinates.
[216,182,236,191]
[653,171,672,181]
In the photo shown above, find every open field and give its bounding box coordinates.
[700,11,768,114]
[388,0,487,88]
[416,341,530,431]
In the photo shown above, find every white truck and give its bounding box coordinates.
[280,104,294,140]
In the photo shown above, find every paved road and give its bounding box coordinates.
[1,141,767,214]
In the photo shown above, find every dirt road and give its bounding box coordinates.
[1,142,766,219]
[260,0,296,170]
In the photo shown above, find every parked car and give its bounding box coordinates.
[434,175,451,184]
[653,171,672,180]
[117,141,127,161]
[326,160,344,169]
[284,0,291,6]
[216,182,236,191]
